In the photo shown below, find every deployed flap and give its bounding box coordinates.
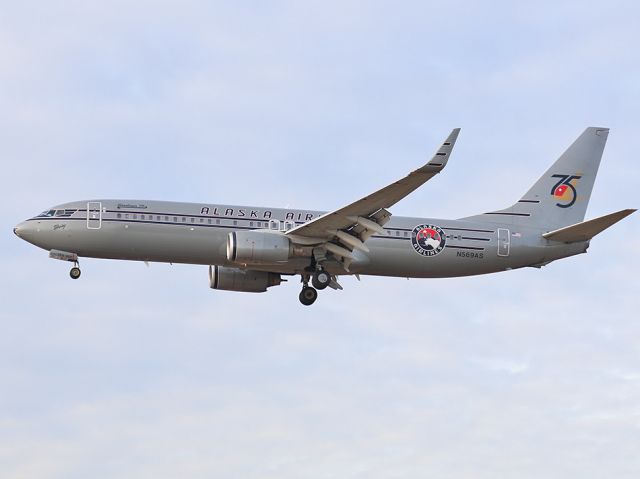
[543,208,636,243]
[287,128,460,239]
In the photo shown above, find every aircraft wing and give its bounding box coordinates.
[286,128,460,269]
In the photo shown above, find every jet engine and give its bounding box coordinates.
[209,265,283,293]
[227,230,291,264]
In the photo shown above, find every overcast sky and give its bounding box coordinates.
[1,1,639,478]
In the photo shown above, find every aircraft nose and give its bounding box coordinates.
[13,221,32,240]
[14,219,53,249]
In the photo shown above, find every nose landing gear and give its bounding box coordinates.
[69,261,81,280]
[49,250,81,279]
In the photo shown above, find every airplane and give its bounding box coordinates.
[13,127,635,306]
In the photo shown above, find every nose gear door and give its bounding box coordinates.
[87,202,102,229]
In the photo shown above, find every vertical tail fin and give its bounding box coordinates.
[469,127,609,229]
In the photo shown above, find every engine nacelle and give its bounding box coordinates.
[227,230,291,264]
[209,265,283,293]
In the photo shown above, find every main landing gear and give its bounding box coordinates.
[299,286,318,306]
[311,269,331,290]
[299,268,332,306]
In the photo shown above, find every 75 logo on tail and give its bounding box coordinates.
[551,174,582,208]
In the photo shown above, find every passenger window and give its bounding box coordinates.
[182,217,186,222]
[191,217,195,223]
[125,213,130,219]
[141,215,145,220]
[117,213,122,219]
[249,221,253,227]
[216,219,220,225]
[200,218,204,223]
[133,214,138,219]
[233,220,237,226]
[404,231,408,237]
[208,219,212,224]
[396,231,400,236]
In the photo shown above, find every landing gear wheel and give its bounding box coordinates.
[70,267,81,280]
[299,286,318,306]
[312,270,331,290]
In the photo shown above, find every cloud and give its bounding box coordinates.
[472,357,530,375]
[1,1,639,478]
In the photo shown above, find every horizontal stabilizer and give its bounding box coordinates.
[542,208,636,243]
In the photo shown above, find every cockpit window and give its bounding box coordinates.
[37,209,77,218]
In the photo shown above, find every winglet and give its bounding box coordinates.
[543,208,636,243]
[416,128,461,173]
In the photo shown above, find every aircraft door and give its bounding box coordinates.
[497,228,510,257]
[87,202,102,229]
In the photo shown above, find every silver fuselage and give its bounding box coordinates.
[14,199,588,278]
